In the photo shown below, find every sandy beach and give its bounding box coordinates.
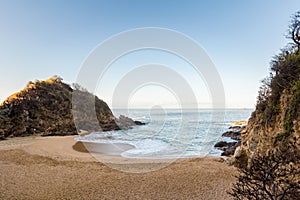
[0,136,237,199]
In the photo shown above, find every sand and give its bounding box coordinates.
[0,136,237,199]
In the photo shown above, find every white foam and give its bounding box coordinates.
[121,139,169,158]
[133,115,148,120]
[74,109,253,158]
[75,135,170,158]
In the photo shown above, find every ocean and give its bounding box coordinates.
[75,109,253,158]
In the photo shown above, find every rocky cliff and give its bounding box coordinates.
[0,76,143,139]
[236,50,300,166]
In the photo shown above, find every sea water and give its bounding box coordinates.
[75,109,253,158]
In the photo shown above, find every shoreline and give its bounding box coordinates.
[73,138,223,160]
[0,135,237,199]
[0,135,223,166]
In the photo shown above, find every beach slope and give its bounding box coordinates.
[0,136,236,199]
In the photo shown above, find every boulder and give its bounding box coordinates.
[221,131,241,140]
[214,141,235,148]
[214,141,241,156]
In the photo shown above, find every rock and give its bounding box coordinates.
[215,121,247,158]
[221,130,241,140]
[215,141,241,156]
[0,76,144,139]
[214,141,236,148]
[248,142,257,153]
[115,115,145,130]
[0,130,5,140]
[221,149,234,156]
[134,121,146,125]
[237,83,300,165]
[225,157,236,165]
[222,142,241,156]
[233,146,242,158]
[230,120,248,126]
[228,125,246,132]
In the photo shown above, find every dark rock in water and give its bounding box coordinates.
[214,141,237,149]
[214,141,232,148]
[0,76,144,139]
[214,141,241,156]
[222,131,241,140]
[115,115,138,130]
[215,123,246,157]
[134,121,146,125]
[228,125,246,131]
[114,115,145,129]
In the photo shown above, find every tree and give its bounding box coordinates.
[232,10,300,200]
[229,149,300,200]
[256,76,271,112]
[287,11,300,51]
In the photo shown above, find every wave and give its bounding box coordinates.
[75,109,253,158]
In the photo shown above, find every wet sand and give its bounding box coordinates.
[0,136,237,199]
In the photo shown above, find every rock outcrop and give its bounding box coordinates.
[214,141,241,156]
[0,76,144,139]
[214,122,246,157]
[236,50,300,166]
[238,88,300,165]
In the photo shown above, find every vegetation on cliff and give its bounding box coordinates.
[230,11,300,199]
[0,76,143,139]
[240,11,300,158]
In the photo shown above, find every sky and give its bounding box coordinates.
[0,0,299,108]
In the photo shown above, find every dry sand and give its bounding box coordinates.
[0,136,237,199]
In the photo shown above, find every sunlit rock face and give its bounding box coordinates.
[238,88,300,166]
[0,76,143,139]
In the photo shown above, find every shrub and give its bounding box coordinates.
[229,149,300,200]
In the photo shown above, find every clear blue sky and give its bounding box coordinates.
[0,0,299,108]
